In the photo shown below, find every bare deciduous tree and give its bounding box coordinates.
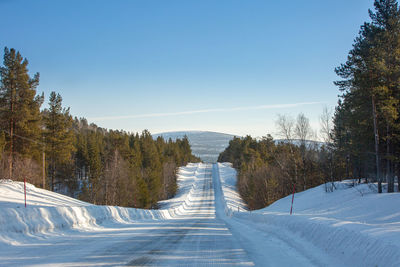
[320,106,333,144]
[295,113,313,190]
[275,114,299,188]
[319,107,336,192]
[0,153,41,185]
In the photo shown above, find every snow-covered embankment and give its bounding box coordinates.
[0,163,203,245]
[216,162,400,267]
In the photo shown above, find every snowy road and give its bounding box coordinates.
[0,163,339,266]
[117,165,253,266]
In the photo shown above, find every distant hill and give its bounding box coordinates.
[274,139,325,148]
[153,131,237,163]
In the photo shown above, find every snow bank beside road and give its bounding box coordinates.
[217,163,247,213]
[0,163,203,245]
[217,163,400,267]
[250,183,400,267]
[0,184,169,246]
[158,163,199,211]
[213,162,247,217]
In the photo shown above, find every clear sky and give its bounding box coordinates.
[0,0,373,138]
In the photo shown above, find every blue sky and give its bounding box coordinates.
[0,0,373,137]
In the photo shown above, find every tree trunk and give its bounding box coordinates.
[51,162,55,192]
[8,91,14,179]
[372,95,381,193]
[9,117,13,179]
[42,150,46,189]
[387,124,393,193]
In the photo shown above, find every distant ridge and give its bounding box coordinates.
[153,131,237,163]
[274,139,325,147]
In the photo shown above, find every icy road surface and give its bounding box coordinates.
[0,163,338,266]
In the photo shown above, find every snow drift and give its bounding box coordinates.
[215,163,400,267]
[0,163,205,245]
[2,162,400,266]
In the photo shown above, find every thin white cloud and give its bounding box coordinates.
[89,102,323,122]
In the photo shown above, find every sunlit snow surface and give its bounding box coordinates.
[0,164,253,266]
[1,163,400,266]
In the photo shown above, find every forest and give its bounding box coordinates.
[2,0,400,212]
[219,0,400,209]
[0,47,200,208]
[218,115,330,210]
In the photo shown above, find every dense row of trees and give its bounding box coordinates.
[219,0,400,209]
[333,0,400,193]
[0,47,200,208]
[218,114,326,210]
[73,124,199,208]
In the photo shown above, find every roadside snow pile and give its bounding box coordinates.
[158,163,199,211]
[216,163,247,214]
[0,163,203,245]
[217,163,400,267]
[159,163,215,217]
[0,182,167,244]
[0,179,90,208]
[249,182,400,267]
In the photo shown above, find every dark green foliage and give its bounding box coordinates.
[0,47,44,181]
[43,92,75,191]
[75,124,200,208]
[0,47,200,207]
[218,135,324,210]
[333,0,400,191]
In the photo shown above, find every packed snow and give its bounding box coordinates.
[0,162,399,266]
[217,163,400,267]
[0,163,254,266]
[215,163,247,213]
[246,182,400,267]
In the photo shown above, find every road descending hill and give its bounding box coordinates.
[1,163,399,266]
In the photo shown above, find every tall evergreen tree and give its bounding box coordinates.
[87,131,103,203]
[43,91,75,191]
[140,130,162,207]
[334,0,400,192]
[0,47,43,179]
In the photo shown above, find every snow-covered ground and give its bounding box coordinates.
[0,163,206,266]
[0,163,254,266]
[215,162,247,213]
[214,163,342,267]
[215,163,400,267]
[1,162,399,266]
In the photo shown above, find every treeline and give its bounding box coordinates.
[0,47,200,208]
[333,0,400,193]
[73,124,199,208]
[219,0,400,209]
[218,113,328,210]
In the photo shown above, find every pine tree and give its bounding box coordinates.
[140,130,162,207]
[334,0,400,191]
[87,131,103,203]
[43,91,75,191]
[0,47,43,179]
